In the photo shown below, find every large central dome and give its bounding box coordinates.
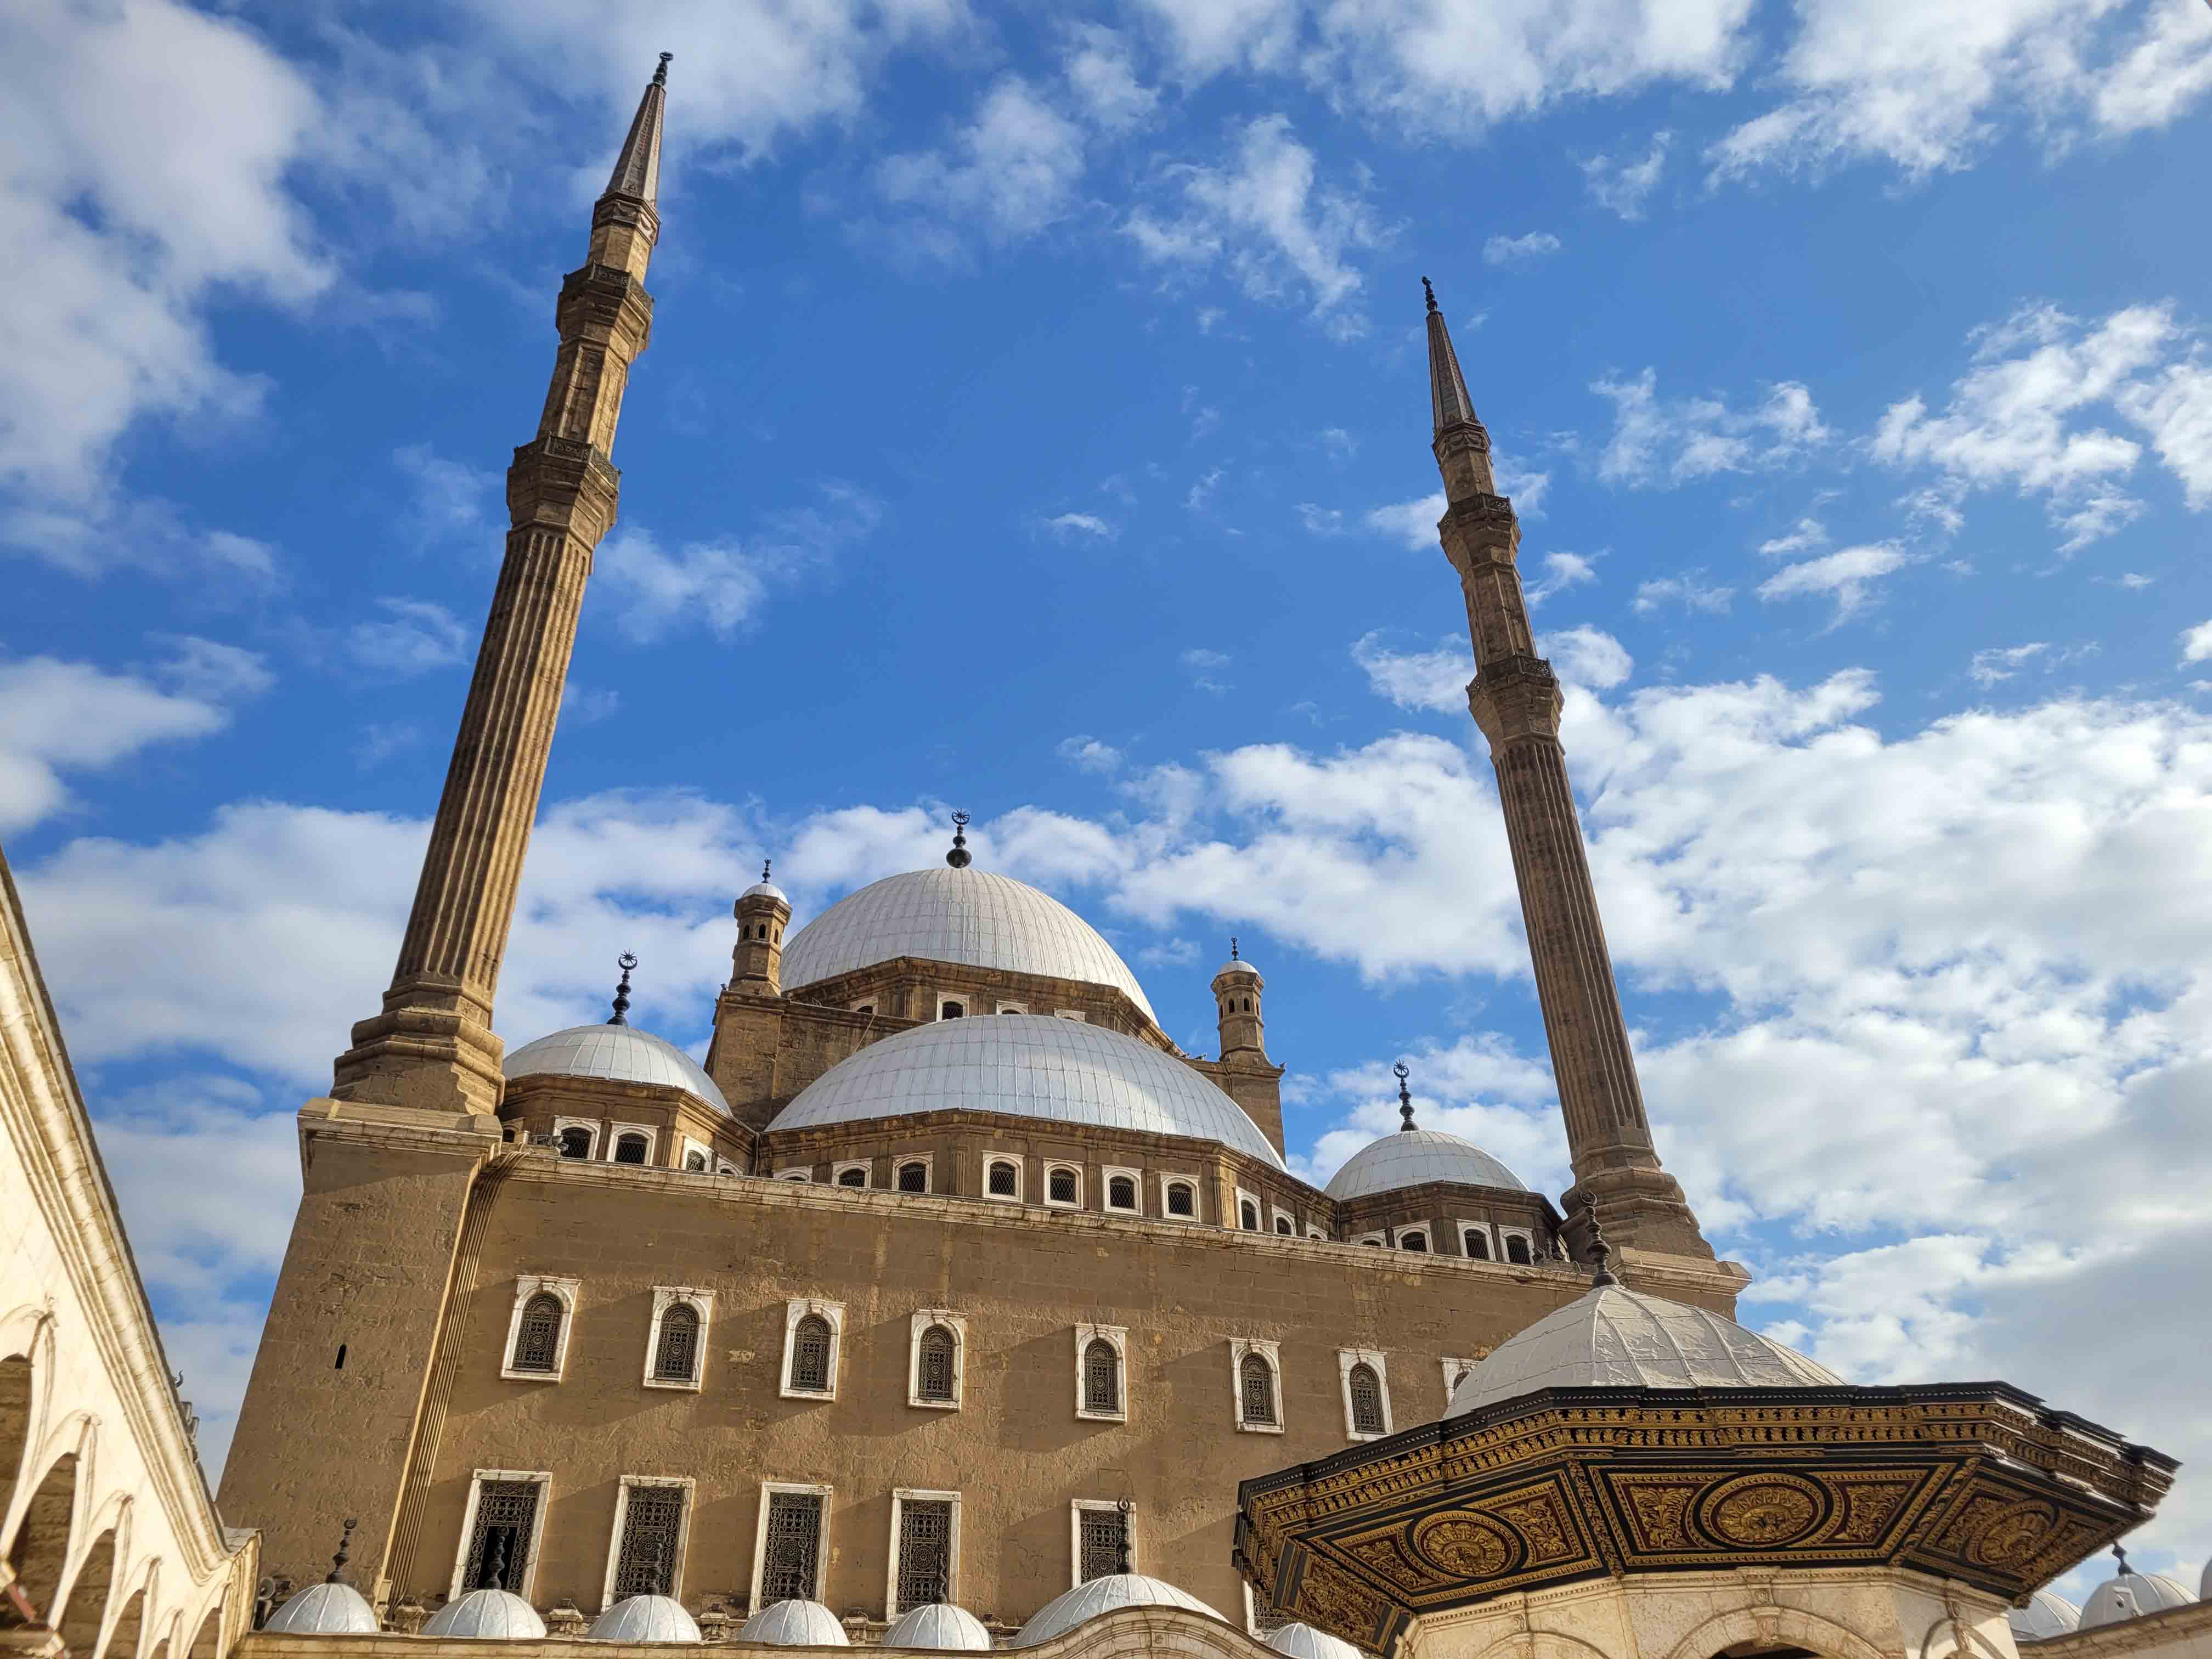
[770,1014,1283,1167]
[780,867,1156,1022]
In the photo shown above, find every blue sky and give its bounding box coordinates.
[4,0,2211,1596]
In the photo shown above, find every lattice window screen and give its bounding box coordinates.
[464,1481,540,1590]
[1348,1364,1385,1434]
[918,1327,956,1402]
[760,1493,823,1605]
[789,1316,833,1391]
[511,1295,562,1372]
[654,1305,699,1382]
[894,1500,952,1613]
[613,1485,687,1599]
[1082,1340,1119,1413]
[1077,1510,1127,1583]
[1240,1354,1276,1425]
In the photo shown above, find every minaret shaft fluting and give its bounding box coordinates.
[1422,280,1712,1258]
[330,60,670,1115]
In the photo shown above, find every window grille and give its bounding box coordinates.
[613,1133,648,1165]
[1082,1339,1120,1414]
[894,1500,953,1612]
[1077,1509,1128,1583]
[684,1150,707,1172]
[1348,1363,1385,1434]
[1165,1183,1194,1217]
[511,1293,563,1372]
[918,1325,956,1402]
[557,1127,591,1159]
[760,1493,823,1605]
[612,1485,687,1599]
[898,1161,928,1193]
[1274,1215,1293,1235]
[789,1314,833,1392]
[1239,1354,1276,1425]
[1401,1232,1428,1252]
[1107,1176,1136,1210]
[1505,1235,1532,1265]
[1049,1167,1077,1204]
[464,1480,540,1590]
[838,1166,867,1187]
[1464,1229,1491,1261]
[1239,1200,1260,1231]
[988,1161,1017,1197]
[654,1304,700,1383]
[940,1000,964,1019]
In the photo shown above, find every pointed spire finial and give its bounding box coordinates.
[607,951,637,1025]
[1422,275,1438,315]
[653,50,672,87]
[946,811,972,869]
[603,55,670,205]
[1394,1061,1415,1131]
[1584,1204,1617,1286]
[1425,276,1480,436]
[327,1518,358,1584]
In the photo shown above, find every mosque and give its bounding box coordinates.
[2,52,2208,1659]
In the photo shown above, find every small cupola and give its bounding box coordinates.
[1211,937,1266,1061]
[732,859,793,996]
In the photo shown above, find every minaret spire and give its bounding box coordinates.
[1420,279,1712,1261]
[330,59,672,1114]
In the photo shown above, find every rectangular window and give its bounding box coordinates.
[760,1492,825,1606]
[612,1484,689,1600]
[463,1479,541,1593]
[1076,1506,1130,1583]
[895,1499,953,1612]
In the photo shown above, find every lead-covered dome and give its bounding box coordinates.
[264,1582,379,1635]
[1011,1574,1225,1646]
[1448,1284,1843,1415]
[881,1602,992,1650]
[1324,1129,1525,1199]
[421,1589,547,1639]
[738,1600,849,1645]
[771,1015,1283,1167]
[780,868,1156,1022]
[504,1024,730,1115]
[2008,1590,2081,1643]
[2080,1559,2195,1629]
[1267,1623,1368,1659]
[589,1595,701,1643]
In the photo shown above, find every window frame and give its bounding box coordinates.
[607,1122,657,1166]
[552,1116,601,1160]
[1306,1226,1329,1242]
[1440,1356,1481,1406]
[679,1135,713,1172]
[1270,1205,1298,1235]
[1043,1161,1084,1210]
[1053,1008,1086,1022]
[907,1310,967,1410]
[1158,1174,1199,1221]
[995,1000,1028,1015]
[1102,1165,1143,1214]
[500,1275,579,1383]
[1074,1323,1128,1423]
[1393,1224,1432,1253]
[1228,1338,1284,1435]
[1234,1186,1263,1232]
[832,1160,872,1189]
[894,1155,934,1195]
[749,1481,833,1614]
[1500,1226,1537,1265]
[643,1286,714,1391]
[885,1488,963,1617]
[780,1299,846,1400]
[773,1166,814,1183]
[937,996,967,1020]
[1338,1349,1393,1441]
[448,1468,552,1601]
[1458,1220,1496,1261]
[983,1155,1024,1203]
[599,1474,696,1610]
[1068,1500,1137,1587]
[1354,1232,1388,1247]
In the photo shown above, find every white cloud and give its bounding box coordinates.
[1058,735,1125,773]
[1633,571,1735,613]
[1543,625,1634,689]
[1062,24,1159,132]
[1182,646,1233,692]
[1352,632,1472,713]
[1362,461,1551,550]
[1526,550,1598,603]
[1757,516,1828,558]
[1482,230,1561,264]
[1184,468,1224,512]
[1594,369,1831,487]
[1296,504,1345,534]
[1137,936,1199,967]
[393,443,496,544]
[1580,130,1672,218]
[2181,620,2212,665]
[597,485,879,641]
[876,77,1088,247]
[1756,541,1912,619]
[1969,642,2050,686]
[1042,511,1117,539]
[346,597,469,675]
[3,496,282,585]
[2094,0,2212,132]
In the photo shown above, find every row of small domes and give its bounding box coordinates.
[2008,1549,2207,1644]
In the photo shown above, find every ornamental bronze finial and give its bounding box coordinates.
[327,1517,358,1584]
[1422,275,1438,315]
[946,811,973,869]
[652,52,672,87]
[607,951,638,1025]
[1395,1061,1415,1131]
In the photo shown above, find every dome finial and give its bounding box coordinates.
[1584,1205,1617,1286]
[946,811,972,869]
[1230,935,1239,960]
[486,1531,510,1593]
[1394,1061,1415,1131]
[761,858,772,883]
[1422,275,1438,315]
[1115,1498,1134,1576]
[326,1517,358,1584]
[607,951,638,1025]
[2113,1542,2131,1575]
[653,50,672,87]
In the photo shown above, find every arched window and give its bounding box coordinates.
[1239,1199,1260,1231]
[1082,1339,1120,1414]
[898,1161,929,1193]
[1239,1353,1277,1426]
[1107,1176,1137,1210]
[988,1161,1018,1198]
[684,1149,708,1172]
[1401,1231,1429,1252]
[1464,1228,1492,1261]
[917,1324,957,1402]
[653,1303,699,1383]
[1505,1234,1532,1265]
[838,1165,867,1187]
[1242,997,1251,1012]
[1048,1166,1079,1205]
[1347,1363,1385,1435]
[1274,1215,1293,1235]
[940,1000,964,1019]
[511,1293,563,1373]
[557,1126,592,1159]
[613,1132,648,1165]
[1165,1182,1194,1217]
[789,1314,833,1392]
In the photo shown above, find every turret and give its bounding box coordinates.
[732,861,791,996]
[1212,938,1266,1062]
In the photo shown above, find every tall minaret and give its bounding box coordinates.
[330,58,671,1116]
[1422,278,1712,1260]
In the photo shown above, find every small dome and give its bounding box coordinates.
[2203,1554,2212,1600]
[772,1015,1283,1167]
[421,1589,547,1639]
[1216,956,1259,980]
[2080,1566,2195,1629]
[881,1603,992,1650]
[504,1023,730,1116]
[1012,1573,1226,1647]
[2008,1590,2081,1643]
[742,880,789,905]
[264,1582,379,1635]
[780,867,1156,1022]
[738,1600,849,1646]
[590,1595,702,1643]
[1267,1622,1368,1659]
[1448,1284,1843,1415]
[1324,1128,1525,1199]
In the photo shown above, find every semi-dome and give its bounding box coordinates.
[1448,1283,1843,1415]
[2080,1559,2195,1629]
[2008,1590,2081,1643]
[779,867,1156,1022]
[1324,1128,1525,1199]
[1267,1622,1368,1659]
[1012,1573,1226,1646]
[421,1589,548,1639]
[881,1602,992,1650]
[263,1582,379,1635]
[504,1023,730,1115]
[589,1595,702,1643]
[771,1014,1284,1168]
[738,1600,849,1645]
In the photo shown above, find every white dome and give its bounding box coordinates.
[738,1600,849,1645]
[590,1595,702,1643]
[1448,1284,1843,1414]
[1324,1128,1525,1199]
[771,1015,1283,1167]
[881,1602,992,1650]
[264,1582,379,1635]
[780,868,1156,1022]
[2203,1554,2211,1600]
[1217,956,1260,980]
[1012,1574,1226,1647]
[504,1023,730,1115]
[2080,1566,2195,1629]
[421,1589,547,1639]
[1267,1622,1368,1659]
[2008,1590,2081,1643]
